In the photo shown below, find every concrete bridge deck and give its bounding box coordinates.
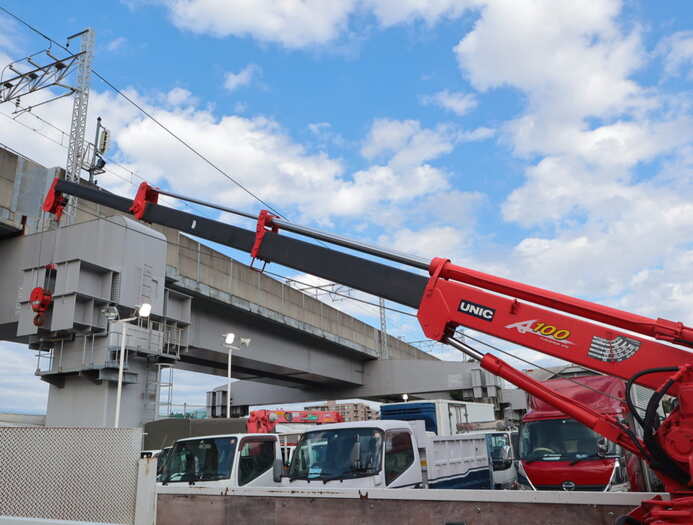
[0,146,504,426]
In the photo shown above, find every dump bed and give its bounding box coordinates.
[421,430,491,489]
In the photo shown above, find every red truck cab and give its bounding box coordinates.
[517,375,650,492]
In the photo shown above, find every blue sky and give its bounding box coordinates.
[0,0,692,413]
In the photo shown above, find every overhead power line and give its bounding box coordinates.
[0,4,285,218]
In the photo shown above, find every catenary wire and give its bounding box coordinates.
[0,109,222,221]
[1,113,653,409]
[0,8,657,411]
[0,4,285,218]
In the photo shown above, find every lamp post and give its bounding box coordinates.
[402,393,409,402]
[104,303,151,427]
[223,333,251,418]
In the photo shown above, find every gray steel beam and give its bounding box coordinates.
[223,359,501,407]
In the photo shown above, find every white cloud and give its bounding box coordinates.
[162,0,481,48]
[455,0,648,121]
[458,126,494,142]
[379,225,472,259]
[164,86,196,106]
[0,76,465,232]
[446,0,693,300]
[224,64,261,92]
[307,122,345,148]
[361,118,454,165]
[421,90,477,116]
[658,31,693,80]
[164,0,359,48]
[308,122,331,135]
[106,36,127,52]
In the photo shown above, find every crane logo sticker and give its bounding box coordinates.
[505,319,574,348]
[458,300,495,322]
[588,335,640,362]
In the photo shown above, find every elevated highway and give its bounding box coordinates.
[0,146,501,426]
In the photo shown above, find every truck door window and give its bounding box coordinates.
[385,431,414,485]
[238,439,276,486]
[488,433,513,471]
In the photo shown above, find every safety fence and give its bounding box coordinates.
[0,427,145,524]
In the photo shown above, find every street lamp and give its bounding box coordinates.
[104,303,151,427]
[223,333,251,419]
[402,393,409,402]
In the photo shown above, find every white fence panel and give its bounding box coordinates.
[0,427,142,524]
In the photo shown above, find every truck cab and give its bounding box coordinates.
[285,420,490,490]
[517,375,650,492]
[285,420,420,489]
[157,433,282,489]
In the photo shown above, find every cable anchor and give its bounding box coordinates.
[41,177,67,221]
[129,182,159,220]
[250,209,278,272]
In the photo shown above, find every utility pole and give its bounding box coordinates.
[379,297,388,359]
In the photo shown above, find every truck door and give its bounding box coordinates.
[236,436,279,487]
[384,430,419,488]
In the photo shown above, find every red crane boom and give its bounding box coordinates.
[43,178,693,523]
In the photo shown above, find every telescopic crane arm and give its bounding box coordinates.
[43,178,693,521]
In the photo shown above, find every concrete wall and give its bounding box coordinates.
[159,228,431,361]
[157,491,641,525]
[0,413,45,426]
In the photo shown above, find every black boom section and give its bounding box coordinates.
[55,179,428,309]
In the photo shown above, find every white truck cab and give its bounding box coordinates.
[157,433,282,489]
[284,420,490,490]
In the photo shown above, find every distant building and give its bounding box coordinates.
[305,400,379,422]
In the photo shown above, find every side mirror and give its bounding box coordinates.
[596,437,608,458]
[273,458,283,482]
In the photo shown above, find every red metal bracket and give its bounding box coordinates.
[250,209,278,271]
[627,495,693,524]
[29,286,52,327]
[417,257,451,341]
[129,182,159,220]
[41,178,67,221]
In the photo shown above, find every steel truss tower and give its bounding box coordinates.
[63,29,94,222]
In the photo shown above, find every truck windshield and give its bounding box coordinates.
[159,437,237,483]
[520,419,614,462]
[289,428,383,482]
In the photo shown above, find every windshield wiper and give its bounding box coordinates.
[524,455,560,464]
[569,454,614,465]
[319,474,349,483]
